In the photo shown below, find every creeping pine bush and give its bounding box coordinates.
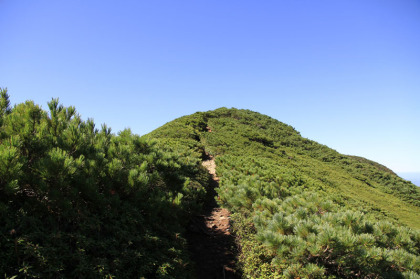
[217,157,420,278]
[0,89,209,278]
[198,109,420,278]
[148,108,420,279]
[118,106,420,278]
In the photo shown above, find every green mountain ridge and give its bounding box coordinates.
[148,107,419,223]
[148,107,420,278]
[1,91,419,278]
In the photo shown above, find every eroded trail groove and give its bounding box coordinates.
[186,155,240,279]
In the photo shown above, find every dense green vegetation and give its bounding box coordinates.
[149,107,420,278]
[0,88,210,278]
[2,90,419,278]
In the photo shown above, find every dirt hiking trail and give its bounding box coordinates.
[186,155,240,279]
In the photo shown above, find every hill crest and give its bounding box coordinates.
[148,107,420,277]
[148,107,419,218]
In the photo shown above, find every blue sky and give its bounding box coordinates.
[1,0,419,174]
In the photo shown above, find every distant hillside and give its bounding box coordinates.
[148,107,420,278]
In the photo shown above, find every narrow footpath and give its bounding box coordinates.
[186,155,240,279]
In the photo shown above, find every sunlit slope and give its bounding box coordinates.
[149,107,420,228]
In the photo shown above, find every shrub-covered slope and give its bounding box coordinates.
[2,92,419,279]
[148,107,420,278]
[0,89,210,278]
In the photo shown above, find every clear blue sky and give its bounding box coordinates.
[1,0,419,174]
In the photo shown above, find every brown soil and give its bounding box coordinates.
[186,155,240,279]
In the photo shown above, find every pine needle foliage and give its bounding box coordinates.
[0,91,210,278]
[149,107,420,278]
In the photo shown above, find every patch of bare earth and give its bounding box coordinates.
[186,155,240,279]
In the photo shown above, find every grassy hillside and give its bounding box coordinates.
[148,107,420,278]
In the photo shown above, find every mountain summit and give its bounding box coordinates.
[149,107,420,278]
